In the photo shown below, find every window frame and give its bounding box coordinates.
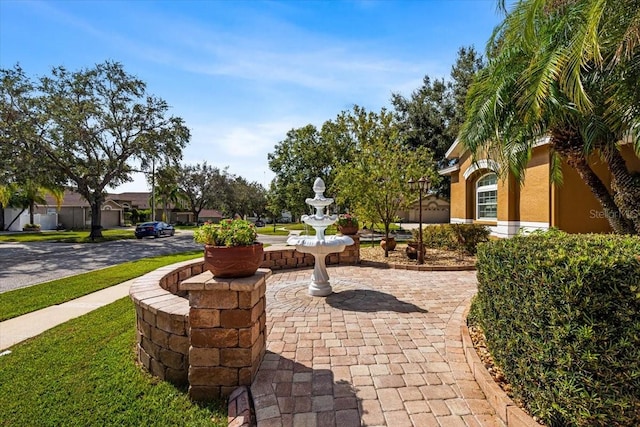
[476,172,497,221]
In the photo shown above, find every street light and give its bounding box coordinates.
[408,176,431,264]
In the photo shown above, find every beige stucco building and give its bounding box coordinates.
[439,138,640,237]
[397,195,450,224]
[36,191,222,229]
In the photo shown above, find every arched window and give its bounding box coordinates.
[476,173,497,220]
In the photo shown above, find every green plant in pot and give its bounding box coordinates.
[193,219,264,278]
[336,213,359,235]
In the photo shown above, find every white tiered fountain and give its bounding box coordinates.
[287,177,354,297]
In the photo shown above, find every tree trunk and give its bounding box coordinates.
[163,202,169,222]
[29,200,35,225]
[551,128,636,234]
[383,223,390,257]
[89,202,103,240]
[603,147,640,234]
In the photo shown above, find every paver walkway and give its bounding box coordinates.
[251,265,504,427]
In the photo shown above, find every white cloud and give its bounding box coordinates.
[188,119,295,159]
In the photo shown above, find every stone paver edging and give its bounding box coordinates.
[461,305,541,427]
[228,386,254,427]
[361,260,476,272]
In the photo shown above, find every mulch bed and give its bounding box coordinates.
[359,242,476,267]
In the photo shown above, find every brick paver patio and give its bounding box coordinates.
[250,265,504,427]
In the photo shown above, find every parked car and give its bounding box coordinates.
[135,221,175,239]
[254,220,265,227]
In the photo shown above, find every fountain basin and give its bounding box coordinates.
[287,234,354,249]
[300,215,337,229]
[288,234,354,296]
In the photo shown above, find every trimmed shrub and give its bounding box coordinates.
[473,232,640,426]
[419,224,456,251]
[419,223,490,255]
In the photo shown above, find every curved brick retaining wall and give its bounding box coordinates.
[130,259,205,385]
[130,239,360,395]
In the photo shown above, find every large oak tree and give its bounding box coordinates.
[268,122,355,220]
[176,162,229,222]
[1,61,189,238]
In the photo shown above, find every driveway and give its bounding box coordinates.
[0,231,287,293]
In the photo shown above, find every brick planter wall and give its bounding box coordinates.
[179,269,271,401]
[129,239,360,399]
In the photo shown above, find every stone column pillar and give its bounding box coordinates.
[179,268,270,401]
[338,235,360,264]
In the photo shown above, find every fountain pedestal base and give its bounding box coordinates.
[309,253,332,296]
[287,237,352,297]
[309,281,332,296]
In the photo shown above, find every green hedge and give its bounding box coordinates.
[419,223,490,255]
[472,232,640,426]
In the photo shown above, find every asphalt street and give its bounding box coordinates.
[0,230,288,293]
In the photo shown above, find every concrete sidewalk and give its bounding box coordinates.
[0,279,134,351]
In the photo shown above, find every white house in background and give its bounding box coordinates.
[3,208,59,231]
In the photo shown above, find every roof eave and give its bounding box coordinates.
[444,137,462,160]
[438,164,460,176]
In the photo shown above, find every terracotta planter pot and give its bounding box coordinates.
[380,237,397,251]
[405,242,425,260]
[204,243,264,278]
[338,225,359,236]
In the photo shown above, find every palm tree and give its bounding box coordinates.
[154,166,182,222]
[462,0,640,234]
[0,184,14,230]
[2,182,64,230]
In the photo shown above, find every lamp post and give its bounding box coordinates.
[408,176,431,265]
[151,157,156,221]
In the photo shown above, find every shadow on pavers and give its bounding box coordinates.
[251,351,363,426]
[326,289,428,314]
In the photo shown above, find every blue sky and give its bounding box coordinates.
[0,0,503,193]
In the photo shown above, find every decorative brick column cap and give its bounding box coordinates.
[179,268,272,292]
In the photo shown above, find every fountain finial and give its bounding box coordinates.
[312,177,326,195]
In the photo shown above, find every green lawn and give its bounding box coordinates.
[0,228,135,243]
[0,250,203,321]
[0,297,226,426]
